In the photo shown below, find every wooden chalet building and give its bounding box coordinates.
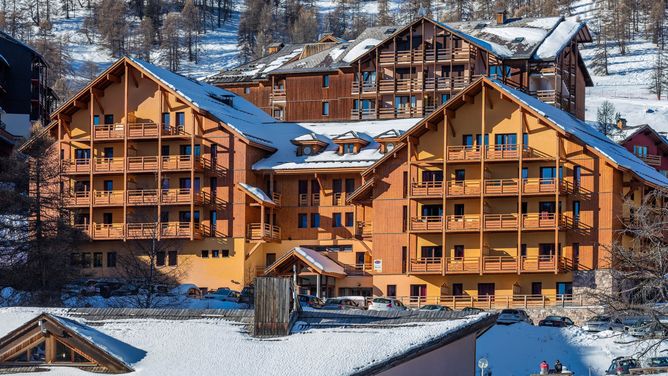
[38,55,667,308]
[620,124,668,176]
[210,12,593,122]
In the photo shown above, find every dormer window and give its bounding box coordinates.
[303,146,313,155]
[343,144,355,154]
[374,129,402,154]
[333,131,370,155]
[386,142,395,152]
[291,133,328,157]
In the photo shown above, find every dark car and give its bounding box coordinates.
[418,304,452,312]
[647,356,668,368]
[605,357,640,375]
[539,315,575,327]
[462,307,485,314]
[321,298,360,310]
[240,286,254,305]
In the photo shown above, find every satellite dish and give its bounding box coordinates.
[478,358,489,369]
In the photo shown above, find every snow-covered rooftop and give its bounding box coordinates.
[0,307,490,376]
[238,183,275,206]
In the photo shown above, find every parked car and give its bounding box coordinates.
[170,284,203,299]
[628,319,668,338]
[461,307,485,314]
[605,357,640,375]
[646,357,668,368]
[496,309,533,325]
[368,297,408,311]
[538,315,575,327]
[418,304,452,312]
[298,294,324,309]
[204,288,241,302]
[239,286,254,305]
[109,283,139,297]
[321,298,360,310]
[337,296,369,309]
[582,315,625,332]
[95,281,125,298]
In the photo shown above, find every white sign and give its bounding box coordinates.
[373,259,382,272]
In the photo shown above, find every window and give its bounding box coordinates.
[422,204,443,217]
[454,245,464,258]
[74,148,91,160]
[573,201,581,223]
[162,145,170,156]
[82,253,92,268]
[478,283,495,297]
[244,87,251,94]
[70,253,80,266]
[454,169,465,182]
[454,204,464,217]
[333,213,342,227]
[176,112,185,127]
[93,115,100,125]
[410,284,427,303]
[298,213,308,228]
[160,211,169,223]
[422,170,443,182]
[201,250,209,258]
[345,212,354,227]
[539,201,556,214]
[343,143,354,154]
[168,251,178,266]
[212,250,220,258]
[156,252,166,266]
[106,252,117,267]
[574,165,581,188]
[520,244,527,257]
[452,283,463,296]
[102,213,113,225]
[401,246,407,273]
[521,167,528,180]
[421,246,442,258]
[322,102,330,116]
[93,252,103,268]
[322,74,330,88]
[345,178,356,193]
[266,253,276,265]
[103,147,113,158]
[633,145,648,157]
[162,112,170,129]
[222,249,230,257]
[523,132,529,148]
[539,243,555,256]
[531,282,542,295]
[402,171,408,198]
[311,213,320,228]
[463,134,473,147]
[210,210,217,234]
[475,133,489,146]
[495,133,517,146]
[556,282,573,298]
[104,114,114,124]
[387,285,397,297]
[402,205,408,232]
[521,202,528,214]
[103,180,113,191]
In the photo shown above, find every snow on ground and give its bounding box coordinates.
[478,322,668,376]
[0,307,485,376]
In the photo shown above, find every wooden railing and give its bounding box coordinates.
[128,122,159,138]
[530,89,556,104]
[410,216,443,232]
[126,189,158,205]
[298,193,308,207]
[127,156,159,171]
[520,255,559,272]
[90,222,200,240]
[446,145,481,161]
[332,192,345,206]
[162,155,202,171]
[390,293,582,309]
[446,145,552,161]
[522,213,559,229]
[484,179,519,195]
[483,214,519,230]
[311,193,320,206]
[161,188,201,204]
[350,108,378,119]
[92,190,124,206]
[351,81,377,94]
[485,144,520,160]
[443,255,561,274]
[63,159,91,173]
[444,257,480,274]
[93,124,124,139]
[65,191,90,206]
[93,157,124,172]
[355,221,373,238]
[161,125,187,136]
[482,256,517,272]
[410,257,442,273]
[522,178,560,194]
[270,88,286,101]
[445,215,480,231]
[446,180,481,196]
[247,223,281,241]
[344,263,374,275]
[410,180,443,197]
[377,47,471,64]
[93,223,125,239]
[636,152,662,166]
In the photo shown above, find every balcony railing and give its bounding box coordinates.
[126,189,158,205]
[344,263,374,275]
[636,152,662,166]
[65,191,90,206]
[409,216,443,232]
[410,181,443,197]
[90,222,201,240]
[128,122,159,138]
[270,88,286,102]
[126,156,159,172]
[446,180,481,196]
[312,193,320,206]
[333,192,345,206]
[410,257,442,273]
[377,47,471,64]
[522,213,559,229]
[446,145,552,161]
[443,255,561,275]
[247,223,281,241]
[94,157,124,173]
[485,144,521,160]
[63,159,91,174]
[298,193,308,207]
[483,214,519,230]
[355,221,373,239]
[92,190,124,206]
[445,215,480,231]
[446,146,481,161]
[93,223,125,239]
[444,257,480,274]
[483,179,519,195]
[390,292,581,309]
[522,178,561,194]
[161,188,202,205]
[93,124,124,139]
[162,155,202,171]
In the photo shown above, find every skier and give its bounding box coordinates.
[540,360,549,375]
[554,360,563,373]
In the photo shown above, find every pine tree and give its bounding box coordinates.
[596,100,617,136]
[95,0,129,57]
[181,0,201,63]
[162,12,181,71]
[376,0,394,26]
[290,7,317,43]
[138,17,155,61]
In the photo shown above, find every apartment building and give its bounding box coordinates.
[41,56,667,307]
[620,124,668,177]
[210,13,593,122]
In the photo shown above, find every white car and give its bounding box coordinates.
[582,315,625,332]
[496,309,533,325]
[367,297,408,311]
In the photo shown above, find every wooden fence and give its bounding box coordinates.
[253,277,296,337]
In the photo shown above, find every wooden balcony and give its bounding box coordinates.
[410,181,443,197]
[128,122,159,138]
[93,124,124,139]
[530,89,556,104]
[298,193,308,207]
[522,178,562,194]
[343,263,374,276]
[161,188,202,205]
[350,106,425,120]
[355,221,373,239]
[444,257,480,274]
[92,223,125,239]
[378,47,471,64]
[270,88,286,102]
[520,255,560,272]
[92,190,124,206]
[90,222,201,240]
[481,256,517,272]
[409,216,443,232]
[350,108,378,120]
[446,180,481,196]
[351,81,377,94]
[446,145,552,162]
[126,156,159,172]
[636,152,662,167]
[446,146,481,161]
[445,215,480,232]
[332,192,346,206]
[483,179,519,195]
[443,255,561,275]
[522,213,559,230]
[64,191,90,207]
[485,144,520,160]
[93,158,124,173]
[161,155,202,171]
[395,292,581,310]
[126,189,159,205]
[312,193,320,206]
[410,257,442,274]
[247,223,281,241]
[483,214,518,230]
[271,192,282,207]
[63,159,91,174]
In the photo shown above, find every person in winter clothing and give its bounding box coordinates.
[540,360,549,375]
[554,360,563,373]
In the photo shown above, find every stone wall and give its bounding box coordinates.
[522,306,605,326]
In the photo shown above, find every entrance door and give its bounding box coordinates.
[355,252,365,266]
[477,283,495,300]
[410,284,427,304]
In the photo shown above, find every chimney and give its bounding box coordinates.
[616,117,627,130]
[266,42,284,55]
[495,9,508,25]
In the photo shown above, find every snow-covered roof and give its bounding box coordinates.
[492,79,668,187]
[238,182,275,206]
[130,57,280,148]
[375,129,403,139]
[534,18,586,60]
[252,119,420,171]
[50,314,146,369]
[292,132,329,144]
[0,307,492,376]
[294,247,346,276]
[207,44,306,83]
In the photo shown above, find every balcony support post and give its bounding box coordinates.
[479,83,486,275]
[375,49,380,119]
[406,139,413,275]
[88,87,95,238]
[393,35,397,118]
[517,108,525,274]
[157,89,164,240]
[442,110,448,276]
[357,59,362,119]
[554,136,560,274]
[260,205,266,240]
[190,113,196,241]
[123,62,129,238]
